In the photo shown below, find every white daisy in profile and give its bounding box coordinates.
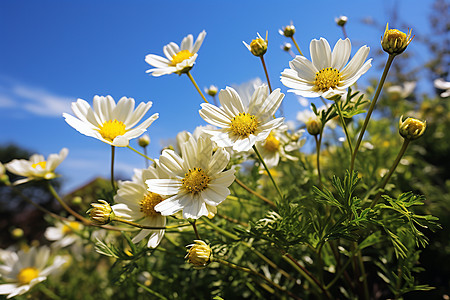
[5,148,68,185]
[112,167,168,248]
[199,84,285,152]
[281,38,372,99]
[0,246,67,299]
[255,124,305,168]
[146,133,235,219]
[386,81,416,100]
[63,95,158,147]
[44,219,83,249]
[434,78,450,98]
[145,31,206,77]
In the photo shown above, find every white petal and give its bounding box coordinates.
[146,179,181,195]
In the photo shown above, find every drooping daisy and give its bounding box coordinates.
[5,148,68,185]
[281,38,372,99]
[145,31,206,77]
[255,124,305,168]
[63,95,158,147]
[0,246,67,299]
[199,84,285,152]
[112,167,168,248]
[146,133,235,219]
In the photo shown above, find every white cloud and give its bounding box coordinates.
[0,76,75,117]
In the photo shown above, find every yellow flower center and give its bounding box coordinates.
[17,267,39,285]
[230,113,258,137]
[31,161,46,169]
[314,67,341,92]
[386,29,407,44]
[263,133,280,152]
[182,167,210,194]
[170,50,194,66]
[62,221,81,234]
[140,192,164,217]
[98,119,126,142]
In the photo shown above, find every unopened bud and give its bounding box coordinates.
[243,32,268,57]
[399,115,426,140]
[87,200,115,225]
[306,118,322,136]
[138,135,150,148]
[381,23,413,55]
[204,85,218,97]
[281,42,292,52]
[279,24,296,38]
[185,240,212,269]
[11,228,24,239]
[335,16,348,27]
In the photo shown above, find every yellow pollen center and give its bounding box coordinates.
[62,221,81,234]
[182,167,210,194]
[170,50,194,66]
[98,119,126,142]
[230,113,258,137]
[17,267,39,285]
[387,29,406,43]
[406,119,424,132]
[314,68,341,92]
[140,192,164,217]
[264,133,280,152]
[31,161,46,169]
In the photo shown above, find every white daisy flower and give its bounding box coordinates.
[255,124,305,168]
[63,95,158,147]
[146,133,235,219]
[5,148,68,185]
[112,167,168,248]
[0,246,67,299]
[44,219,83,249]
[434,78,450,98]
[386,81,416,99]
[281,38,372,99]
[145,31,206,77]
[199,84,285,152]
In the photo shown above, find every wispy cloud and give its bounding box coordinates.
[0,76,75,117]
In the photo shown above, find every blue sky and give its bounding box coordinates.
[0,0,436,193]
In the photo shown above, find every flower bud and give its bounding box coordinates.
[243,32,268,57]
[87,200,115,225]
[381,23,413,55]
[278,23,296,38]
[11,228,24,239]
[138,135,150,148]
[204,85,218,97]
[185,240,212,269]
[399,115,426,140]
[306,118,322,136]
[281,42,292,52]
[335,16,348,27]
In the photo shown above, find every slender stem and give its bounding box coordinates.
[282,252,331,299]
[314,134,323,188]
[38,284,61,300]
[127,145,155,163]
[259,55,273,93]
[114,217,192,230]
[110,145,116,191]
[186,71,209,103]
[341,26,348,39]
[325,249,356,289]
[357,248,370,300]
[217,212,248,227]
[290,36,303,56]
[47,182,91,225]
[190,220,201,239]
[350,54,395,173]
[137,283,168,300]
[143,146,149,168]
[213,258,302,300]
[212,95,218,106]
[334,99,353,155]
[234,178,276,208]
[370,139,410,208]
[252,145,283,201]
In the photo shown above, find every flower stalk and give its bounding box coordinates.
[186,71,209,103]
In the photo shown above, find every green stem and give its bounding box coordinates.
[110,145,116,191]
[127,145,155,163]
[234,177,276,207]
[114,217,192,230]
[260,55,273,93]
[350,54,395,173]
[186,71,209,103]
[38,284,61,300]
[143,146,149,168]
[314,133,323,188]
[334,99,353,156]
[213,258,301,300]
[290,36,303,56]
[190,220,201,240]
[370,139,410,208]
[252,145,283,201]
[137,282,168,300]
[357,247,370,300]
[341,26,348,39]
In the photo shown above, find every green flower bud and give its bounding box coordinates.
[399,115,426,140]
